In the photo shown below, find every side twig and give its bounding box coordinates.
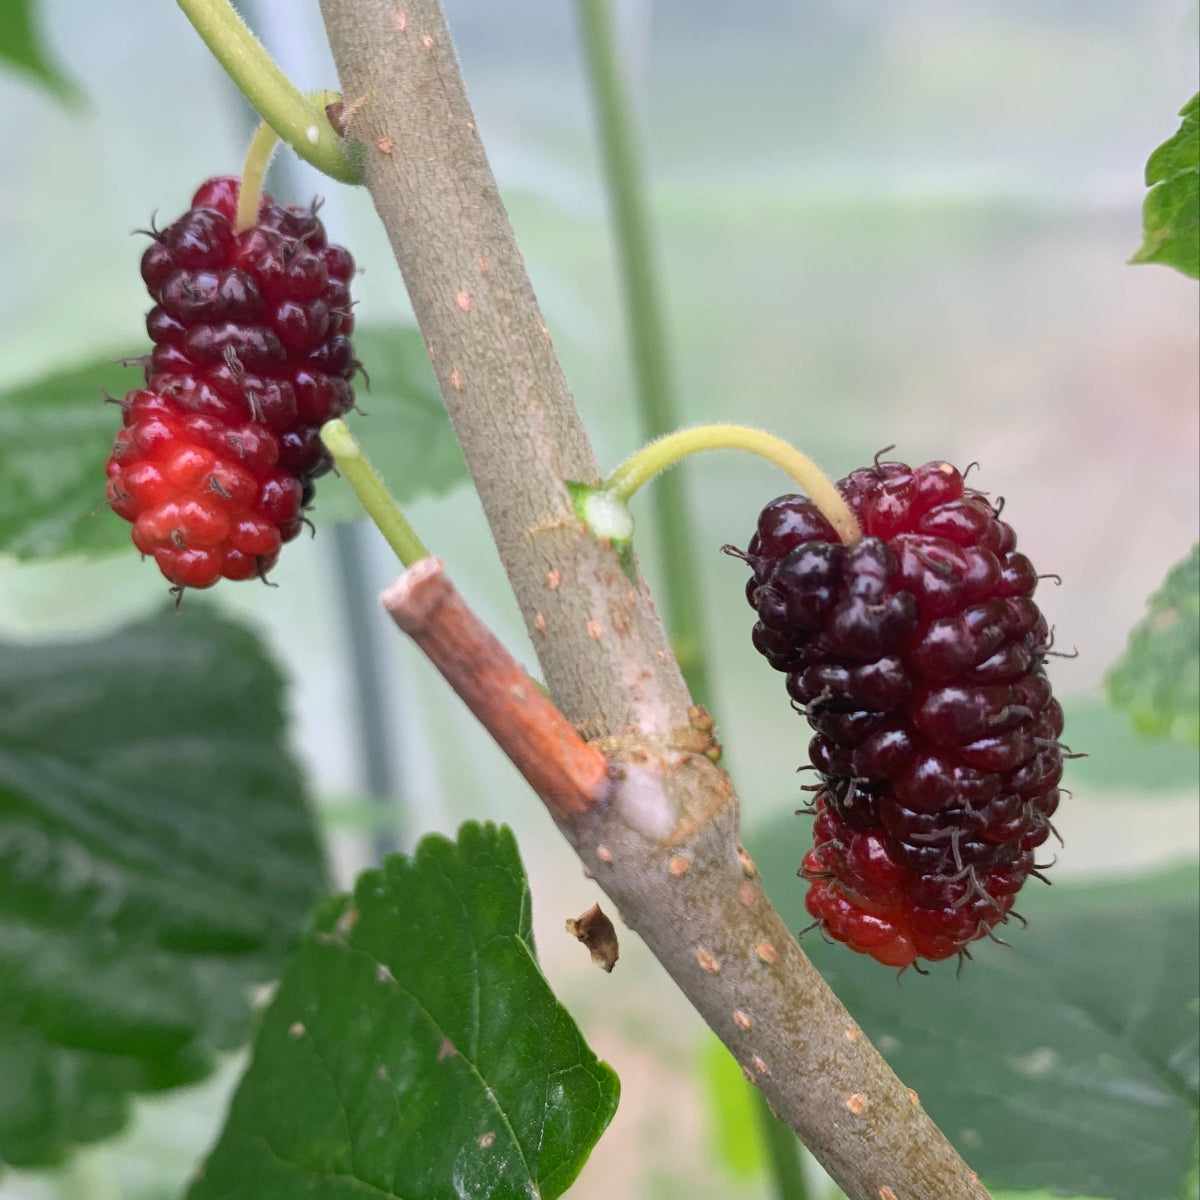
[382,559,609,820]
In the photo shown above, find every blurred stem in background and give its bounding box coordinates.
[575,2,812,1196]
[240,0,405,863]
[575,0,710,707]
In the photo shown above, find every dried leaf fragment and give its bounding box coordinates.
[565,903,620,972]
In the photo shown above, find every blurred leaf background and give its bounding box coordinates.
[0,0,1197,1197]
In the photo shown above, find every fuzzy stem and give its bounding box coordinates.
[235,120,280,233]
[575,0,710,701]
[176,0,361,183]
[606,424,862,546]
[320,420,429,566]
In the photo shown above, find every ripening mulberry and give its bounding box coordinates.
[105,176,358,590]
[732,457,1064,968]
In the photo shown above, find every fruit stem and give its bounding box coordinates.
[175,0,362,184]
[235,121,280,234]
[605,424,862,546]
[320,420,430,567]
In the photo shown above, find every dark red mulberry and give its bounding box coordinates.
[734,458,1063,967]
[107,177,359,590]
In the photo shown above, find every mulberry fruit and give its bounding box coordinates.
[106,176,358,590]
[733,457,1063,968]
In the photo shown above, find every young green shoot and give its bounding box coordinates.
[320,420,430,567]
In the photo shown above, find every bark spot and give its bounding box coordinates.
[755,941,777,965]
[751,1054,771,1077]
[596,844,613,864]
[738,881,756,908]
[696,947,720,974]
[376,136,395,154]
[733,1009,752,1031]
[668,854,691,876]
[846,1093,868,1115]
[546,569,562,590]
[456,290,472,312]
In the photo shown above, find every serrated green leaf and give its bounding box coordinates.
[0,326,467,563]
[189,822,619,1200]
[0,0,80,104]
[1132,95,1199,278]
[0,607,326,1167]
[747,809,1199,1200]
[1107,545,1200,748]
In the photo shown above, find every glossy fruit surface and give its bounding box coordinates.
[107,177,358,589]
[736,458,1062,966]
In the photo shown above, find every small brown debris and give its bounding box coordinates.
[565,903,619,972]
[325,100,347,136]
[533,611,547,633]
[545,569,562,590]
[595,844,613,863]
[755,941,778,965]
[732,1009,752,1031]
[668,855,691,876]
[477,1131,496,1149]
[696,947,720,974]
[376,136,395,154]
[751,1054,771,1077]
[437,1037,457,1061]
[738,881,756,908]
[456,290,472,312]
[846,1093,868,1115]
[586,618,603,640]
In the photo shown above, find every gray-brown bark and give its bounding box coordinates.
[318,2,993,1196]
